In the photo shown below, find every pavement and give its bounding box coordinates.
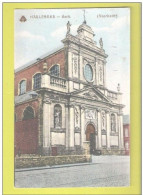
[15,155,130,188]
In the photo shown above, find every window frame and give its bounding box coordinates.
[33,72,42,90]
[19,79,26,95]
[84,64,93,82]
[49,64,60,77]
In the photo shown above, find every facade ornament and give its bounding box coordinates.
[99,38,103,49]
[73,57,78,74]
[99,66,103,82]
[75,107,79,125]
[66,21,71,35]
[101,112,105,127]
[43,96,51,104]
[85,109,95,119]
[83,10,87,24]
[43,62,48,73]
[117,83,120,92]
[111,114,116,131]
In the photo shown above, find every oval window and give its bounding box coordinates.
[84,64,93,82]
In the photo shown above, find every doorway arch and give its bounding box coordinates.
[86,124,96,154]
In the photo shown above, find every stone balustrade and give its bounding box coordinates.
[50,75,67,88]
[107,91,118,99]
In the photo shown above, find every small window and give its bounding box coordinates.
[33,73,41,89]
[23,106,34,120]
[50,65,60,77]
[19,80,26,95]
[84,64,93,82]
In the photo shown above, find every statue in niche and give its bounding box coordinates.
[67,21,71,35]
[99,38,103,49]
[54,109,61,128]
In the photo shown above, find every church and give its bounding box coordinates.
[14,19,125,156]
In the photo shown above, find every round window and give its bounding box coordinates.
[84,64,93,82]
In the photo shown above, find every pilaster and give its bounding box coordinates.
[69,104,74,148]
[42,97,51,154]
[97,109,102,149]
[80,106,85,147]
[106,110,110,149]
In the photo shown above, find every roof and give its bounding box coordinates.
[123,115,130,125]
[15,45,64,73]
[15,91,38,105]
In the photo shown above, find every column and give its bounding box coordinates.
[97,109,102,149]
[69,105,74,148]
[65,104,69,148]
[43,98,51,154]
[81,106,85,147]
[106,111,110,149]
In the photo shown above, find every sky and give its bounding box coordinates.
[15,8,130,115]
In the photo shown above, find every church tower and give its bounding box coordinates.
[62,19,108,93]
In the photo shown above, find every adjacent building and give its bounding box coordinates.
[15,20,125,156]
[123,115,130,155]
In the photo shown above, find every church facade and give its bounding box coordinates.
[15,20,125,156]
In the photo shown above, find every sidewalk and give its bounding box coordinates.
[15,161,94,172]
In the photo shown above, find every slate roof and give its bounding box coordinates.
[15,45,64,73]
[15,91,38,104]
[123,115,130,125]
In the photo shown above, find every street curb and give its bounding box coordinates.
[15,162,97,172]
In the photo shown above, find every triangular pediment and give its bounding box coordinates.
[71,86,111,103]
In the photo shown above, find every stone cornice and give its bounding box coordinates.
[62,34,108,58]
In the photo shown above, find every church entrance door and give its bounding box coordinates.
[86,124,96,154]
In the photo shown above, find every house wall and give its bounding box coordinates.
[14,49,65,96]
[15,100,39,155]
[123,124,130,155]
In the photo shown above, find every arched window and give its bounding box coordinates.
[49,65,60,77]
[111,114,116,132]
[19,80,26,95]
[33,73,41,89]
[84,64,93,82]
[54,104,62,128]
[23,106,34,120]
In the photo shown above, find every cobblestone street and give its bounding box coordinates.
[15,155,130,188]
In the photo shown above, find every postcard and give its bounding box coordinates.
[3,2,141,195]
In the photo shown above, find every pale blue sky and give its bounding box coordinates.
[15,8,130,114]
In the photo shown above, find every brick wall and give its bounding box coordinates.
[15,49,65,96]
[123,124,130,155]
[15,118,38,155]
[15,100,40,155]
[15,99,39,121]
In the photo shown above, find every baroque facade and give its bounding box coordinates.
[15,20,125,156]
